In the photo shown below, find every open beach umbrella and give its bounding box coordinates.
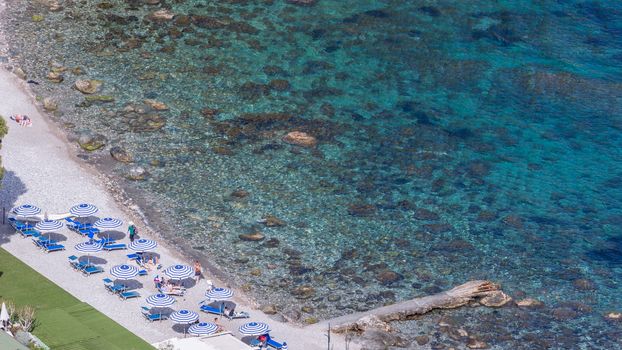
[110,264,139,280]
[145,293,176,308]
[93,217,123,241]
[205,287,233,301]
[69,203,98,218]
[74,240,103,265]
[239,321,270,336]
[13,204,41,217]
[35,219,64,242]
[129,238,157,252]
[164,264,194,280]
[188,322,218,336]
[170,309,199,337]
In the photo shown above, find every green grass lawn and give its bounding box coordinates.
[0,248,153,350]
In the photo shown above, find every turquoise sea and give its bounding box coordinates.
[2,0,621,347]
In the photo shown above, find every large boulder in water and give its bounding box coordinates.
[286,0,318,6]
[74,80,102,94]
[282,131,317,147]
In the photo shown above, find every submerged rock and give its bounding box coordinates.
[479,290,512,307]
[261,215,286,227]
[376,269,403,285]
[149,9,175,21]
[282,131,317,147]
[75,80,102,94]
[78,133,107,151]
[516,298,544,308]
[47,71,64,83]
[467,337,490,349]
[110,146,133,163]
[291,285,315,299]
[348,203,376,216]
[43,98,58,111]
[126,166,148,180]
[239,231,265,241]
[286,0,318,6]
[605,312,622,321]
[144,99,169,111]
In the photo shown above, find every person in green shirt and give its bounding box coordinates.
[128,221,137,242]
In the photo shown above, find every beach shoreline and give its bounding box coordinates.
[0,2,358,349]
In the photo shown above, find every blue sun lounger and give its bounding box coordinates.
[44,244,65,253]
[20,229,40,238]
[9,218,34,231]
[103,278,127,294]
[119,291,140,300]
[266,336,285,350]
[141,306,168,322]
[200,304,224,316]
[82,265,104,276]
[103,243,127,251]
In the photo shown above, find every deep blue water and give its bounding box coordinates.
[2,0,622,347]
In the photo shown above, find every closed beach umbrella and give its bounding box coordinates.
[145,293,176,308]
[94,217,123,241]
[239,321,270,336]
[164,264,194,280]
[170,309,199,337]
[74,240,103,265]
[13,204,41,217]
[110,264,139,280]
[205,287,233,301]
[70,203,98,217]
[188,322,218,336]
[129,238,157,252]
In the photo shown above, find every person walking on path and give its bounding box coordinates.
[128,221,137,242]
[194,260,202,282]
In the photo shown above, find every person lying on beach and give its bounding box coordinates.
[213,318,224,333]
[10,114,32,127]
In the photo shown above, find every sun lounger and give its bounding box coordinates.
[96,238,115,245]
[119,291,140,300]
[141,307,168,322]
[138,269,148,276]
[103,243,127,251]
[225,310,250,320]
[82,265,104,276]
[65,218,93,231]
[44,244,65,253]
[19,229,40,238]
[266,337,284,349]
[127,253,140,260]
[71,261,89,271]
[159,287,186,296]
[103,278,127,294]
[200,305,224,316]
[10,218,34,231]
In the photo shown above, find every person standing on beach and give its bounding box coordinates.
[194,260,202,282]
[128,221,137,242]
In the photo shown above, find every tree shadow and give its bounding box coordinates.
[0,170,28,245]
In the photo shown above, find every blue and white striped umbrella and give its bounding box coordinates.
[205,287,233,301]
[110,264,139,280]
[188,322,218,336]
[70,203,98,217]
[169,309,199,324]
[13,204,41,217]
[93,217,123,229]
[35,219,63,232]
[145,293,176,307]
[239,322,270,336]
[129,238,158,252]
[74,241,103,253]
[164,264,194,280]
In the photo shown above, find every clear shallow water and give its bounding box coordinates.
[2,0,622,347]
